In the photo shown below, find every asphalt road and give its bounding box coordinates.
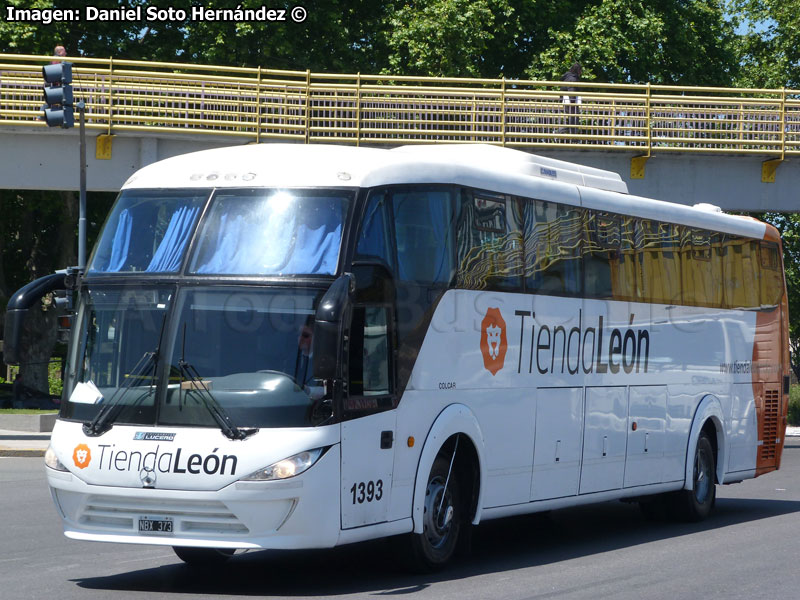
[2,443,800,600]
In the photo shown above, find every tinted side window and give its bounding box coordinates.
[455,191,523,291]
[523,200,584,296]
[584,211,618,298]
[638,220,682,305]
[393,189,456,284]
[722,236,760,309]
[613,216,642,302]
[682,229,723,307]
[760,242,783,306]
[355,191,394,271]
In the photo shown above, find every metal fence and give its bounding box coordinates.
[1,53,798,156]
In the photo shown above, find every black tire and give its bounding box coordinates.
[173,546,235,566]
[669,431,716,522]
[408,455,462,571]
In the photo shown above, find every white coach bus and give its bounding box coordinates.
[37,143,788,569]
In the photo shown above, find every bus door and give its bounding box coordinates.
[340,265,397,529]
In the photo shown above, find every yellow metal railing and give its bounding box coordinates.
[1,53,799,156]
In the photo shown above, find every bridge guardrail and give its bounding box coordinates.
[1,53,798,157]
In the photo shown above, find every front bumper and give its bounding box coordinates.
[46,445,341,550]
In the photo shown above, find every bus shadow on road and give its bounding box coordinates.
[72,496,800,596]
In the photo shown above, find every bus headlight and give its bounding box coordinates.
[44,446,68,472]
[241,448,325,481]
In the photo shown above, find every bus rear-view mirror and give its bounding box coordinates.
[3,273,67,366]
[312,273,354,380]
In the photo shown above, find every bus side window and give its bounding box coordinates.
[584,211,618,298]
[614,216,641,302]
[355,192,394,271]
[760,241,783,306]
[638,219,682,305]
[524,200,584,296]
[392,189,456,285]
[722,236,760,309]
[682,228,722,307]
[662,223,683,305]
[455,190,523,291]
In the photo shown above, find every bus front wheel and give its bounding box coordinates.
[409,455,462,571]
[173,546,235,566]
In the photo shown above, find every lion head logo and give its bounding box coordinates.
[480,307,507,375]
[73,444,91,469]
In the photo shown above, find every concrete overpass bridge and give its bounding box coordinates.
[1,53,799,211]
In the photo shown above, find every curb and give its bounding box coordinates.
[0,449,46,457]
[0,413,57,433]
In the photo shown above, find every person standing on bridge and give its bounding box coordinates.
[559,62,582,139]
[51,45,67,64]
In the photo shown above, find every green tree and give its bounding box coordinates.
[527,0,739,84]
[0,188,114,395]
[730,0,800,88]
[0,0,386,71]
[178,0,388,72]
[0,0,744,83]
[381,0,516,77]
[0,0,154,57]
[376,1,738,84]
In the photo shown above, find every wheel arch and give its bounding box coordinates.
[411,403,486,534]
[684,394,727,490]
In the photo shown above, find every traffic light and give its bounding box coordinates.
[42,62,74,128]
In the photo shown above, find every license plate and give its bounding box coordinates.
[138,516,173,534]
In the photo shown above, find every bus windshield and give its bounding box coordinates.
[62,285,332,429]
[62,286,171,425]
[89,191,208,274]
[189,189,351,276]
[88,188,352,276]
[161,286,330,428]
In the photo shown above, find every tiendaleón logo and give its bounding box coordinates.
[480,307,507,375]
[73,444,91,469]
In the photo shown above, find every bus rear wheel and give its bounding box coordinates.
[409,455,462,571]
[173,546,235,566]
[670,431,716,522]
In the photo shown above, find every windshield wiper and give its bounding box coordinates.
[82,350,158,437]
[177,325,256,441]
[177,359,255,441]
